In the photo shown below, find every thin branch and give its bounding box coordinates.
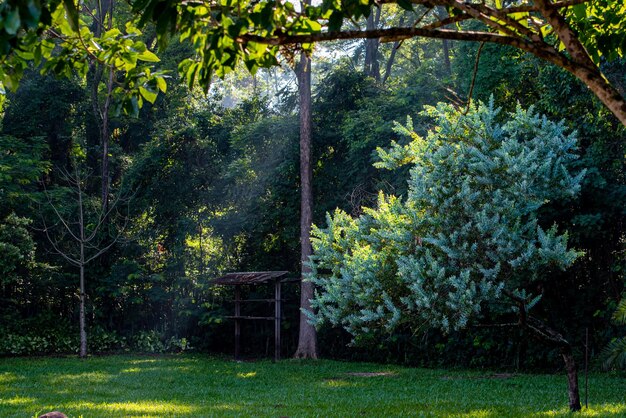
[42,184,81,243]
[464,41,485,115]
[422,14,472,30]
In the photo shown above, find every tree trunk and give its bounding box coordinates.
[294,49,318,359]
[79,262,87,358]
[525,316,582,411]
[436,6,452,77]
[382,15,405,85]
[504,290,581,412]
[442,39,451,76]
[364,9,381,81]
[561,346,582,412]
[101,67,113,210]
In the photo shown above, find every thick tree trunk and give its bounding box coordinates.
[294,49,318,359]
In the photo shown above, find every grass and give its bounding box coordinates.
[0,355,625,417]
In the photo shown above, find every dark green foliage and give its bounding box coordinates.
[0,8,623,374]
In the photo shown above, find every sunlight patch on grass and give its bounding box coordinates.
[121,367,142,373]
[211,403,243,411]
[0,372,19,384]
[128,359,157,365]
[51,372,113,385]
[536,403,626,417]
[451,410,495,418]
[0,396,36,406]
[73,400,197,414]
[322,379,354,388]
[236,371,257,378]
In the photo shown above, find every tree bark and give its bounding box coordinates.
[561,346,582,412]
[78,179,87,359]
[364,9,381,81]
[504,290,581,412]
[294,48,318,359]
[79,262,87,358]
[442,39,452,76]
[527,319,581,411]
[382,15,405,85]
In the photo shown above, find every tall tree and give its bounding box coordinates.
[309,101,585,410]
[294,0,318,359]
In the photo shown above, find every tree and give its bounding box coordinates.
[40,166,128,357]
[294,26,319,359]
[308,101,585,410]
[2,1,626,128]
[134,0,626,127]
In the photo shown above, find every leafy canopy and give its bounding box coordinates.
[308,101,584,338]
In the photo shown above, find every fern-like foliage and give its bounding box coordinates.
[613,297,626,325]
[602,296,626,370]
[602,336,626,370]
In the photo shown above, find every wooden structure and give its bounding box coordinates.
[210,271,297,361]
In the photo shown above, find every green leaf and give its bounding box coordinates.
[156,76,167,93]
[137,49,160,62]
[5,9,22,35]
[572,4,587,21]
[139,86,157,104]
[62,0,79,31]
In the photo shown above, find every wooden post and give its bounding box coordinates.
[274,280,282,361]
[234,285,241,360]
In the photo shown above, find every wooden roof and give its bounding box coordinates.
[210,271,292,285]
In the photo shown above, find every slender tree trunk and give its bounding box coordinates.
[294,47,318,359]
[561,346,582,411]
[442,39,452,75]
[101,67,113,210]
[79,262,87,358]
[504,290,581,411]
[78,171,87,358]
[436,7,452,77]
[382,15,405,85]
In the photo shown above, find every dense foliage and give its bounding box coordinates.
[0,5,623,376]
[309,101,583,337]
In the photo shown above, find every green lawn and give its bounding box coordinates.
[0,355,624,418]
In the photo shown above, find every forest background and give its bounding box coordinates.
[0,1,624,371]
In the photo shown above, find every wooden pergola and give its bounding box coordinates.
[209,271,298,361]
